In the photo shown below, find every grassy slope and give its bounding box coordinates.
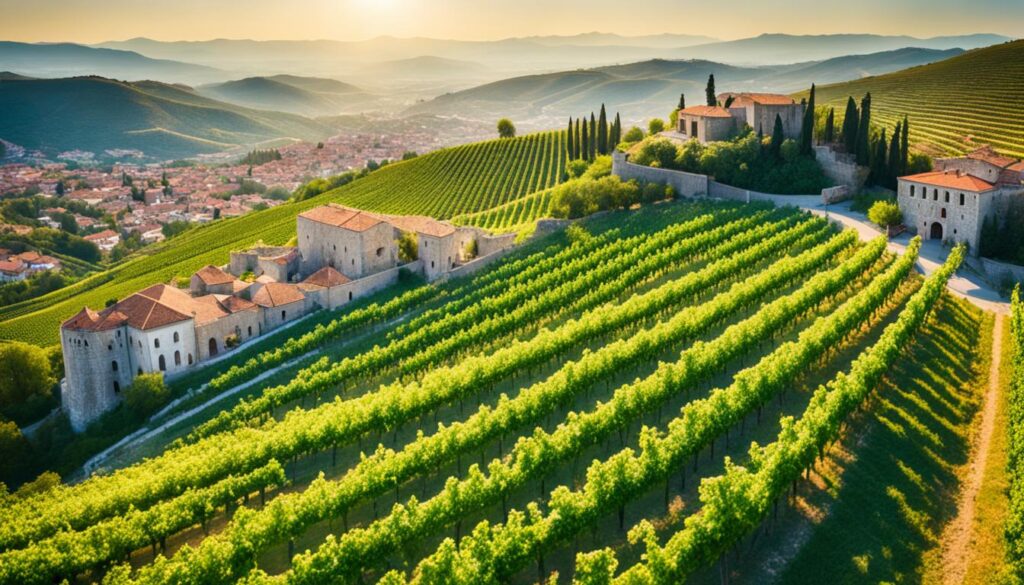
[0,131,565,347]
[801,40,1024,158]
[777,295,990,584]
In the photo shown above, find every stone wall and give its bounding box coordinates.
[821,185,851,204]
[477,232,516,257]
[61,326,132,432]
[439,246,517,282]
[897,177,986,253]
[611,151,709,197]
[707,180,782,202]
[814,146,868,192]
[324,261,419,310]
[195,308,261,361]
[261,298,308,331]
[977,256,1024,288]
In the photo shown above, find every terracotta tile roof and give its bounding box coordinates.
[84,229,118,241]
[965,145,1017,169]
[302,266,351,288]
[299,204,385,232]
[251,282,306,308]
[193,264,234,286]
[1008,161,1024,173]
[900,170,995,192]
[232,279,252,294]
[16,251,41,263]
[384,214,456,238]
[217,294,258,313]
[678,105,733,118]
[719,92,796,106]
[62,283,244,332]
[0,259,25,274]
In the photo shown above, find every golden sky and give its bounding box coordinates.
[0,0,1019,43]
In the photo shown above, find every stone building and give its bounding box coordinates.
[896,146,1023,253]
[228,246,300,283]
[297,206,397,279]
[674,93,804,144]
[190,265,235,296]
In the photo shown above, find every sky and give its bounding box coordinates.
[0,0,1021,43]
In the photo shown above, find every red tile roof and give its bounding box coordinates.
[193,264,234,285]
[965,145,1017,169]
[900,170,995,192]
[678,105,733,118]
[0,259,25,275]
[299,204,385,232]
[62,283,244,332]
[84,229,119,241]
[385,214,456,238]
[302,266,351,288]
[719,92,796,106]
[251,282,306,308]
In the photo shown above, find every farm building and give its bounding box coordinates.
[673,93,804,144]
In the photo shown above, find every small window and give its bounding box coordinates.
[173,332,180,343]
[333,244,336,250]
[910,185,915,197]
[108,343,113,351]
[933,189,938,201]
[348,291,353,301]
[137,367,143,375]
[959,193,965,205]
[113,381,120,394]
[944,191,950,203]
[248,326,252,337]
[281,310,286,320]
[431,260,435,268]
[154,338,160,349]
[188,353,193,365]
[84,340,88,347]
[112,360,119,372]
[376,247,384,257]
[941,208,947,218]
[351,259,355,266]
[158,355,166,371]
[174,350,181,366]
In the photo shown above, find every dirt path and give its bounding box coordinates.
[940,314,1004,584]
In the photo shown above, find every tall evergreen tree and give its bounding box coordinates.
[769,113,785,159]
[589,113,597,160]
[575,118,582,160]
[678,93,686,111]
[581,118,589,161]
[855,93,872,166]
[566,118,575,160]
[841,96,859,153]
[705,74,716,106]
[887,122,902,187]
[799,84,816,155]
[598,104,608,155]
[611,113,622,147]
[823,107,835,144]
[900,115,910,175]
[870,128,887,185]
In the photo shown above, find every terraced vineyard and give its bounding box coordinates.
[0,199,968,585]
[452,186,556,232]
[805,40,1024,158]
[0,131,566,347]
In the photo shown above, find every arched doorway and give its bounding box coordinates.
[209,337,219,357]
[930,222,944,240]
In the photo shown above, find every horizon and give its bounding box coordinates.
[1,0,1021,44]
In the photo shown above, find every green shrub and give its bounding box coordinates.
[868,200,903,228]
[124,373,170,419]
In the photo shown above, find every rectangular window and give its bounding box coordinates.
[959,193,965,205]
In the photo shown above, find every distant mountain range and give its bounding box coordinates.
[0,41,225,84]
[407,47,968,128]
[0,76,333,159]
[196,75,375,116]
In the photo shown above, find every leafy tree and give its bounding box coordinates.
[598,104,608,155]
[55,180,66,196]
[841,96,859,153]
[398,231,418,262]
[402,151,418,160]
[566,159,589,179]
[823,107,835,144]
[622,126,644,143]
[769,113,785,159]
[0,420,30,483]
[855,93,872,165]
[705,74,716,106]
[124,373,170,419]
[631,137,677,168]
[648,118,666,135]
[213,208,221,220]
[161,220,191,240]
[799,84,815,155]
[497,118,516,139]
[0,342,53,410]
[868,200,902,229]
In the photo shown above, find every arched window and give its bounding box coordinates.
[137,367,143,375]
[154,338,160,349]
[376,247,384,257]
[348,291,353,301]
[174,351,181,366]
[113,381,120,394]
[944,191,950,203]
[933,189,938,201]
[112,360,119,372]
[941,208,947,218]
[248,326,252,337]
[281,310,287,320]
[431,260,435,269]
[910,185,915,197]
[188,353,193,365]
[84,340,88,347]
[209,338,218,357]
[173,332,180,343]
[158,355,166,371]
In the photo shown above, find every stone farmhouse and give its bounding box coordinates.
[60,204,514,431]
[896,146,1023,253]
[674,93,804,144]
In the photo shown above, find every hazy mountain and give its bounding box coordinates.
[408,47,969,129]
[359,56,489,80]
[196,75,374,116]
[0,76,333,159]
[0,71,34,80]
[0,41,226,84]
[668,33,1010,65]
[519,32,717,48]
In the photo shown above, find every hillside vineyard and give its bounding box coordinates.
[0,199,965,585]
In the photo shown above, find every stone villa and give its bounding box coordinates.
[674,93,804,144]
[896,146,1024,253]
[60,204,514,431]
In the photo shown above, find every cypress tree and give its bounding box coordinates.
[612,113,622,147]
[887,122,902,187]
[870,128,887,185]
[855,93,872,166]
[598,104,608,155]
[769,113,785,159]
[581,119,589,161]
[841,96,859,153]
[900,115,909,175]
[705,74,716,106]
[567,118,575,160]
[589,113,597,160]
[824,107,835,144]
[678,93,686,111]
[575,118,582,160]
[800,84,816,155]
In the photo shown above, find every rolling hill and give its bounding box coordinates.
[0,76,334,159]
[0,41,226,84]
[0,131,567,347]
[802,40,1024,158]
[408,47,968,129]
[196,75,374,116]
